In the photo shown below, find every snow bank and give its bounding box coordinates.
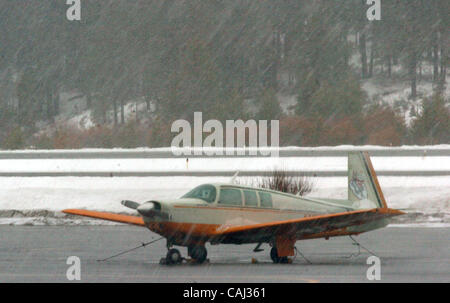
[2,144,450,153]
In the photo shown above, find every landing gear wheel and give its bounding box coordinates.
[270,246,288,264]
[166,248,182,265]
[270,246,280,263]
[188,245,207,264]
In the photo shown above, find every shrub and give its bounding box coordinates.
[31,133,53,149]
[52,128,83,149]
[297,76,366,120]
[238,168,315,196]
[113,122,147,148]
[147,117,174,147]
[82,125,115,148]
[1,127,25,149]
[280,115,365,146]
[279,115,325,146]
[325,116,365,146]
[411,94,450,144]
[363,105,407,146]
[256,88,282,121]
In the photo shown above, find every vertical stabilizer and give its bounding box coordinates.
[348,152,388,209]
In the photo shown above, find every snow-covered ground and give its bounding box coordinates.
[0,174,448,226]
[3,144,449,154]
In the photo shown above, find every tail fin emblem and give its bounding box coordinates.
[350,171,368,200]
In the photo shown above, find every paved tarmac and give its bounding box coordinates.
[0,226,448,282]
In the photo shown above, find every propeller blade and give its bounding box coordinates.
[121,200,141,210]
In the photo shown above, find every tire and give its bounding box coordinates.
[188,245,207,264]
[271,246,290,264]
[279,257,289,264]
[166,248,182,265]
[270,246,280,263]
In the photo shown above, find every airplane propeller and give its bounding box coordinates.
[121,200,140,210]
[121,200,166,218]
[136,202,156,216]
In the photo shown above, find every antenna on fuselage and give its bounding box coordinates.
[230,171,239,184]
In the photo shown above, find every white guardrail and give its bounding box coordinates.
[0,146,449,177]
[0,146,449,158]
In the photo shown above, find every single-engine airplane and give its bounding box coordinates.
[63,152,404,264]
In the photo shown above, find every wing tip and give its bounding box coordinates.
[62,209,80,215]
[61,208,145,226]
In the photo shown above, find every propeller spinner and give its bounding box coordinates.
[121,200,163,218]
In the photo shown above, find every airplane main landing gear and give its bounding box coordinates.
[270,246,289,264]
[188,245,207,264]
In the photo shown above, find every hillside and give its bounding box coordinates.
[0,1,448,148]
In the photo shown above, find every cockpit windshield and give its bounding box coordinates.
[181,184,216,203]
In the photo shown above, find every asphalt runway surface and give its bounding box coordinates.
[0,226,448,282]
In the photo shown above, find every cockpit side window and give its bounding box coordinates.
[181,184,216,203]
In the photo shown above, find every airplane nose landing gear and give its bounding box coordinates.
[160,240,184,265]
[165,248,182,265]
[160,240,208,265]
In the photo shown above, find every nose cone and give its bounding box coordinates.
[137,202,155,216]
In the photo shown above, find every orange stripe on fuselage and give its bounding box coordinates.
[146,221,222,246]
[147,221,221,236]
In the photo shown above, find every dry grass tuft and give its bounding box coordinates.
[237,168,315,196]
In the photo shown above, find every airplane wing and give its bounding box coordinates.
[213,208,404,242]
[63,209,145,226]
